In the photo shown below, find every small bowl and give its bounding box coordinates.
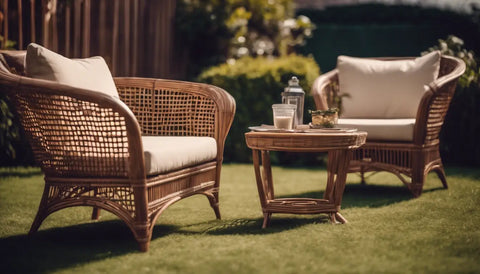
[309,108,339,128]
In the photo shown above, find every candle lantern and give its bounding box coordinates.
[281,76,305,127]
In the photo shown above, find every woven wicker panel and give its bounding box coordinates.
[13,89,130,178]
[354,146,412,170]
[325,75,341,109]
[117,85,216,137]
[423,58,459,144]
[439,57,455,77]
[48,185,136,217]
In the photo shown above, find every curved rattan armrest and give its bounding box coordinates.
[114,77,236,158]
[2,73,146,180]
[413,56,466,145]
[311,69,339,110]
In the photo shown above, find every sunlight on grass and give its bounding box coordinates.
[0,164,479,273]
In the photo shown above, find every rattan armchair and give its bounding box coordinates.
[312,55,465,197]
[0,51,235,251]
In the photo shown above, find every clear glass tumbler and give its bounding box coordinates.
[272,104,297,130]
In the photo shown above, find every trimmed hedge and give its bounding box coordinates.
[198,54,320,163]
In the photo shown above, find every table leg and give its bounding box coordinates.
[325,149,352,224]
[262,213,272,229]
[261,150,274,200]
[252,149,275,228]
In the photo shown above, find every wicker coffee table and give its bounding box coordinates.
[245,129,367,228]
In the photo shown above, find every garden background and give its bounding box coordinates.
[1,1,479,167]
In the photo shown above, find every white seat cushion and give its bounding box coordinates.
[25,43,119,98]
[337,118,416,141]
[338,51,440,119]
[142,136,217,175]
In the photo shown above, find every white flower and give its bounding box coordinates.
[450,36,464,46]
[237,47,249,57]
[297,15,311,24]
[283,19,297,29]
[440,41,448,51]
[237,36,246,43]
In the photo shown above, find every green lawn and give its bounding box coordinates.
[1,164,479,274]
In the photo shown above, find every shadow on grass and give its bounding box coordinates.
[197,183,429,236]
[0,220,178,274]
[196,216,332,236]
[275,183,415,209]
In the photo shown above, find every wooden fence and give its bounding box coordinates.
[0,0,185,78]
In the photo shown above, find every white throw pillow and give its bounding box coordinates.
[25,43,119,98]
[338,51,441,119]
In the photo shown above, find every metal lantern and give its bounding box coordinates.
[281,76,305,127]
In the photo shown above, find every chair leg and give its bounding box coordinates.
[206,192,221,220]
[360,167,366,185]
[410,169,425,198]
[29,209,47,235]
[29,186,50,235]
[91,207,101,220]
[433,166,448,189]
[133,226,151,252]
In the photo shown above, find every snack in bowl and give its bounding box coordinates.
[309,108,339,128]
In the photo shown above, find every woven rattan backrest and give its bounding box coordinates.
[418,56,464,144]
[10,84,132,178]
[116,79,216,138]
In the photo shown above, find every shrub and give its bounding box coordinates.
[198,54,320,163]
[424,35,480,166]
[175,0,314,79]
[0,94,18,162]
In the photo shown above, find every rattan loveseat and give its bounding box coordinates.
[0,48,235,251]
[312,53,465,197]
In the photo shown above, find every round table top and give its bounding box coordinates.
[245,130,367,152]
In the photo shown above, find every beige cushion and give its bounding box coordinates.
[337,118,416,141]
[142,136,217,175]
[338,51,441,119]
[25,43,119,98]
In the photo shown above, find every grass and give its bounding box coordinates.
[0,164,479,274]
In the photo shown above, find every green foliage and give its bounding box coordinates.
[424,35,480,166]
[424,35,479,88]
[175,0,314,78]
[0,35,17,49]
[0,94,19,162]
[198,54,320,163]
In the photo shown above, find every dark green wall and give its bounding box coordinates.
[297,4,480,71]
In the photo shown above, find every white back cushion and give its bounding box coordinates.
[338,51,441,119]
[25,43,119,98]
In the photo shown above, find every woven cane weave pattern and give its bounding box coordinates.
[422,58,458,144]
[14,90,130,178]
[117,85,216,137]
[47,185,136,217]
[354,147,412,170]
